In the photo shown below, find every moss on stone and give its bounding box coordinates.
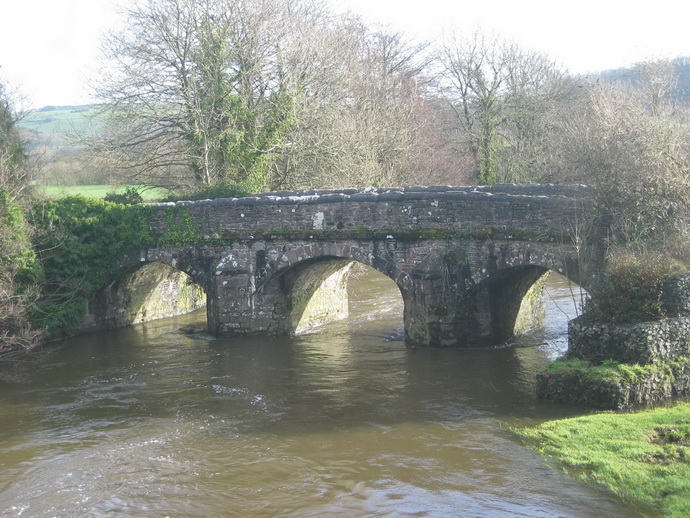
[514,272,548,336]
[537,356,690,409]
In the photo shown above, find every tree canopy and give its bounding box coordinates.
[90,0,459,192]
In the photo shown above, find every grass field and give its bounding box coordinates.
[515,402,690,517]
[21,105,98,137]
[38,185,167,200]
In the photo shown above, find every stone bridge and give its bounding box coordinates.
[96,184,599,347]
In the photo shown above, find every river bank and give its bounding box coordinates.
[515,402,690,517]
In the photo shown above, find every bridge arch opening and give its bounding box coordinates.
[282,257,354,335]
[261,257,405,337]
[88,262,206,330]
[469,265,585,346]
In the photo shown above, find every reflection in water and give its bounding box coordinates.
[0,270,637,517]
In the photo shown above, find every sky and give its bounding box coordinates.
[1,0,688,109]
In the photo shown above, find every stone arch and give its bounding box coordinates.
[467,264,550,345]
[120,247,214,292]
[252,241,413,296]
[250,241,409,336]
[464,261,586,346]
[464,240,584,288]
[281,257,355,335]
[85,260,207,331]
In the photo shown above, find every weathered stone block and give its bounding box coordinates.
[568,316,690,365]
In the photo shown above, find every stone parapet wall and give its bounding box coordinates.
[148,184,590,242]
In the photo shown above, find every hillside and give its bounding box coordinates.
[20,104,99,151]
[18,105,103,184]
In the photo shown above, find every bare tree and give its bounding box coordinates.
[633,59,678,116]
[271,17,450,189]
[90,0,464,193]
[550,73,690,247]
[91,0,318,191]
[434,30,568,184]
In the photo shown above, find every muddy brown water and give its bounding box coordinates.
[0,270,640,517]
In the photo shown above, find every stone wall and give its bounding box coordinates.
[148,184,591,244]
[661,273,690,317]
[568,317,690,365]
[538,272,690,409]
[536,357,690,410]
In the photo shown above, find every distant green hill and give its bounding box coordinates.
[19,105,107,185]
[19,105,100,157]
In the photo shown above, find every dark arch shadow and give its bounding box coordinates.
[464,265,586,346]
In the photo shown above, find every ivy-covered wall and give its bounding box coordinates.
[30,196,154,336]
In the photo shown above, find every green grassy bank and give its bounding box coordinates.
[515,402,690,517]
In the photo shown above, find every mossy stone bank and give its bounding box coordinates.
[538,273,690,408]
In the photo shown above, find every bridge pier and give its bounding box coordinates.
[206,251,356,337]
[404,259,553,347]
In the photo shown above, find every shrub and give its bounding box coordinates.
[103,187,144,205]
[30,196,153,335]
[162,182,252,202]
[0,190,42,352]
[583,250,683,324]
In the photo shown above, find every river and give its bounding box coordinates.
[0,269,639,517]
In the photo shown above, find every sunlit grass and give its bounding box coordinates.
[39,185,166,200]
[515,402,690,517]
